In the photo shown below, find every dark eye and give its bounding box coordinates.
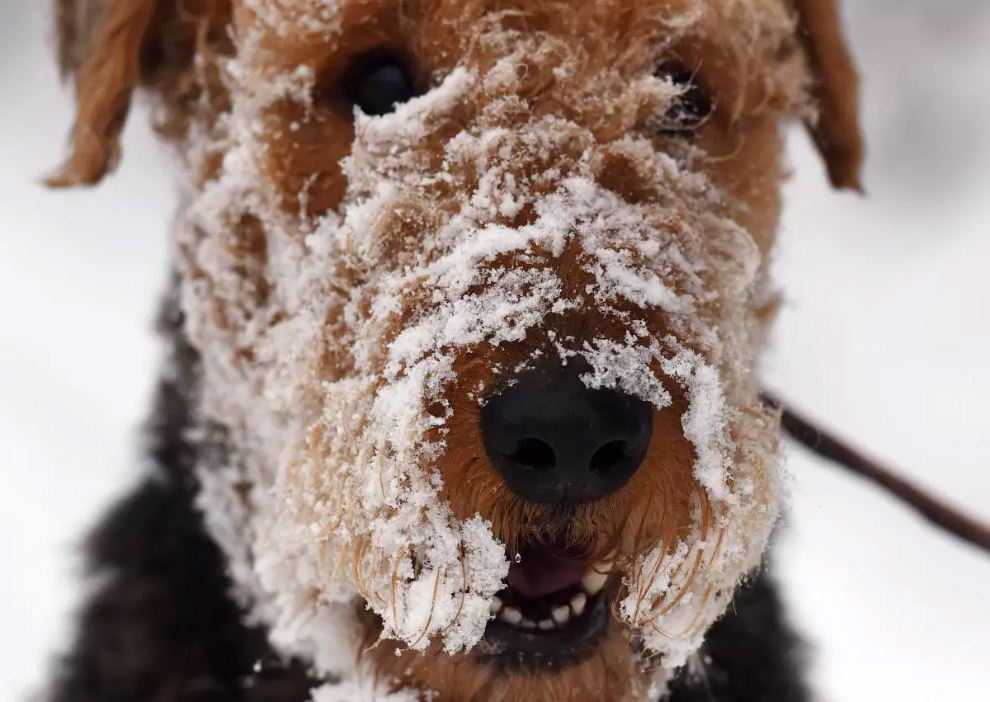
[656,63,714,136]
[343,49,418,116]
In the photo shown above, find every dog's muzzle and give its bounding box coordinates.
[479,362,653,504]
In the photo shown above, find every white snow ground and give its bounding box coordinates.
[1,1,987,701]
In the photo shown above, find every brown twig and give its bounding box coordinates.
[763,392,990,555]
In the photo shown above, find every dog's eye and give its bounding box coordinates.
[343,50,418,116]
[656,63,714,136]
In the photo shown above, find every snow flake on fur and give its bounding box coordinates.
[178,6,787,696]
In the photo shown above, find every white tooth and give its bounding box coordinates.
[570,592,587,616]
[490,596,503,614]
[538,619,555,631]
[500,607,522,626]
[520,618,537,630]
[551,606,571,625]
[581,569,608,594]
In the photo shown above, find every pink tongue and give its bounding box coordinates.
[506,545,586,599]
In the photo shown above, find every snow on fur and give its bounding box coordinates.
[177,8,784,699]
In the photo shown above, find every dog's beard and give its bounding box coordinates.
[178,40,782,700]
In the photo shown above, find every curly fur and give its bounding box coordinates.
[45,1,862,700]
[47,296,807,702]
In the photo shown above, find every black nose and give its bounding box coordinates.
[479,364,653,504]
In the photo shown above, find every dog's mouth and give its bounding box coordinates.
[483,540,615,666]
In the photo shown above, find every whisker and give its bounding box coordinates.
[408,566,445,649]
[440,546,468,636]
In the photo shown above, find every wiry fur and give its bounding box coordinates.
[46,1,862,701]
[46,296,807,702]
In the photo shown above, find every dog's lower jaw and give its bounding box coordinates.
[359,561,802,702]
[366,627,652,702]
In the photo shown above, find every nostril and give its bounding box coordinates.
[480,365,653,503]
[506,437,556,470]
[589,440,629,474]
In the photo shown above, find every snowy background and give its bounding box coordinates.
[1,1,987,700]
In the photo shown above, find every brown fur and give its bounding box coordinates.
[51,2,863,701]
[793,0,864,190]
[51,0,862,194]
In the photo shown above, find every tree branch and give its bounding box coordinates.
[763,392,990,555]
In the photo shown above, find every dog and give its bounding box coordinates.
[45,1,863,700]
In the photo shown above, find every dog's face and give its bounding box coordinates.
[54,1,861,700]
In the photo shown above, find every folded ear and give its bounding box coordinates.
[49,0,231,188]
[792,0,865,191]
[49,0,157,187]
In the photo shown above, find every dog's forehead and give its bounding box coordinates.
[220,0,808,260]
[236,0,798,72]
[237,0,790,28]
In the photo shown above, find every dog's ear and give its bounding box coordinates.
[49,0,157,187]
[54,0,104,78]
[792,0,864,191]
[48,0,230,188]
